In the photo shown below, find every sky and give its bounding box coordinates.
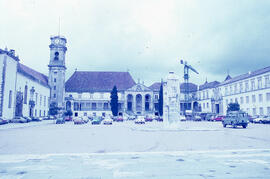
[0,0,270,86]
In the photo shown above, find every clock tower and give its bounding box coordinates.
[48,36,67,109]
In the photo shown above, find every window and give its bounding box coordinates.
[155,95,158,100]
[39,110,41,117]
[268,107,270,116]
[259,107,264,116]
[226,99,228,106]
[92,103,97,110]
[98,103,102,109]
[44,96,46,106]
[78,94,82,99]
[54,72,57,75]
[235,98,238,103]
[258,78,262,89]
[225,87,228,95]
[118,103,122,110]
[207,103,209,108]
[40,95,42,105]
[206,91,209,99]
[24,85,28,104]
[104,103,109,110]
[230,86,232,94]
[259,94,263,102]
[86,103,91,111]
[54,78,56,82]
[203,91,205,99]
[8,90,12,108]
[35,93,38,104]
[35,109,37,116]
[246,96,249,104]
[252,108,256,116]
[84,112,87,116]
[265,76,269,88]
[267,93,270,101]
[252,95,256,103]
[203,103,205,109]
[44,110,45,116]
[251,80,255,90]
[54,86,56,90]
[245,81,249,91]
[240,97,244,104]
[234,84,237,93]
[53,94,56,98]
[74,102,79,111]
[240,83,243,92]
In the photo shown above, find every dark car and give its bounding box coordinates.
[0,118,8,125]
[56,117,65,124]
[74,117,84,125]
[116,116,124,122]
[155,116,163,122]
[145,115,153,122]
[212,115,225,122]
[65,116,73,121]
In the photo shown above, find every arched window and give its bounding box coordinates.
[24,85,28,104]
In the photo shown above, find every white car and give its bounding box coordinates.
[135,116,145,124]
[253,116,264,123]
[103,116,113,125]
[180,115,186,121]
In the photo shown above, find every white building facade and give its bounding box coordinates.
[0,49,50,120]
[198,66,270,117]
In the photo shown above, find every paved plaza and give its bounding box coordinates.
[0,121,270,178]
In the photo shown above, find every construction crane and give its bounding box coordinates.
[180,59,199,113]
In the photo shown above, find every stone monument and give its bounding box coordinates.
[163,72,181,128]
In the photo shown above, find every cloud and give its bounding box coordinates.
[0,0,270,86]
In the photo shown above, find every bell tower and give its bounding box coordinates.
[48,36,67,109]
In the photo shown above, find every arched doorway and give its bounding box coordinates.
[66,101,71,111]
[193,101,198,112]
[127,94,133,111]
[136,94,142,113]
[145,94,151,111]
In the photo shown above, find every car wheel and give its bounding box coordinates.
[242,124,247,128]
[223,123,226,128]
[233,124,237,128]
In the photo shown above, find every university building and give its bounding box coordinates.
[198,67,270,116]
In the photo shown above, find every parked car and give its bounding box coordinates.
[199,113,207,120]
[64,116,73,121]
[128,115,136,120]
[0,118,8,125]
[155,116,163,122]
[56,117,65,124]
[32,117,43,122]
[82,116,89,123]
[222,111,249,128]
[253,116,265,123]
[193,115,202,121]
[116,116,124,122]
[91,116,102,125]
[212,115,225,121]
[205,113,216,121]
[22,116,32,122]
[145,115,153,122]
[261,116,270,124]
[44,116,55,120]
[74,117,84,125]
[12,117,27,123]
[135,116,145,124]
[180,115,186,121]
[103,116,113,125]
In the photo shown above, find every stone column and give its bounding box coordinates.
[142,94,145,115]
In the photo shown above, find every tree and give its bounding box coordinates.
[49,102,61,116]
[158,83,163,116]
[110,86,118,116]
[64,109,73,117]
[227,102,240,112]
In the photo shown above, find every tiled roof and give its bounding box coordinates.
[17,63,49,87]
[148,82,161,91]
[199,81,220,90]
[218,66,270,86]
[65,71,136,92]
[180,83,198,93]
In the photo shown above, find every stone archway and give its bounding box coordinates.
[145,94,151,111]
[136,94,142,113]
[66,101,71,111]
[127,94,133,111]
